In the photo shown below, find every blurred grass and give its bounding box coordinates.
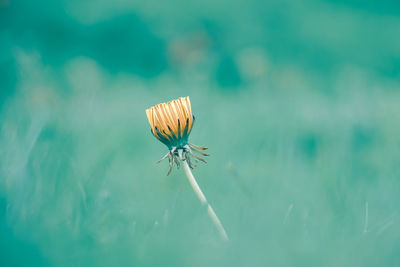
[1,0,400,266]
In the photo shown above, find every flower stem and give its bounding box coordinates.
[182,160,229,241]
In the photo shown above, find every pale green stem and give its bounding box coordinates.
[181,157,229,241]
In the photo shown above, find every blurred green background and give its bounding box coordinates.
[1,0,400,266]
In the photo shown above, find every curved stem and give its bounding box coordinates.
[182,159,229,241]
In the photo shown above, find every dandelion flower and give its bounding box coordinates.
[146,96,209,175]
[146,96,228,240]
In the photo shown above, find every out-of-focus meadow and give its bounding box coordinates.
[1,0,400,266]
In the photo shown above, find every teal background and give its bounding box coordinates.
[1,0,400,266]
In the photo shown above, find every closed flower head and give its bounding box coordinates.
[146,96,209,175]
[146,96,194,149]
